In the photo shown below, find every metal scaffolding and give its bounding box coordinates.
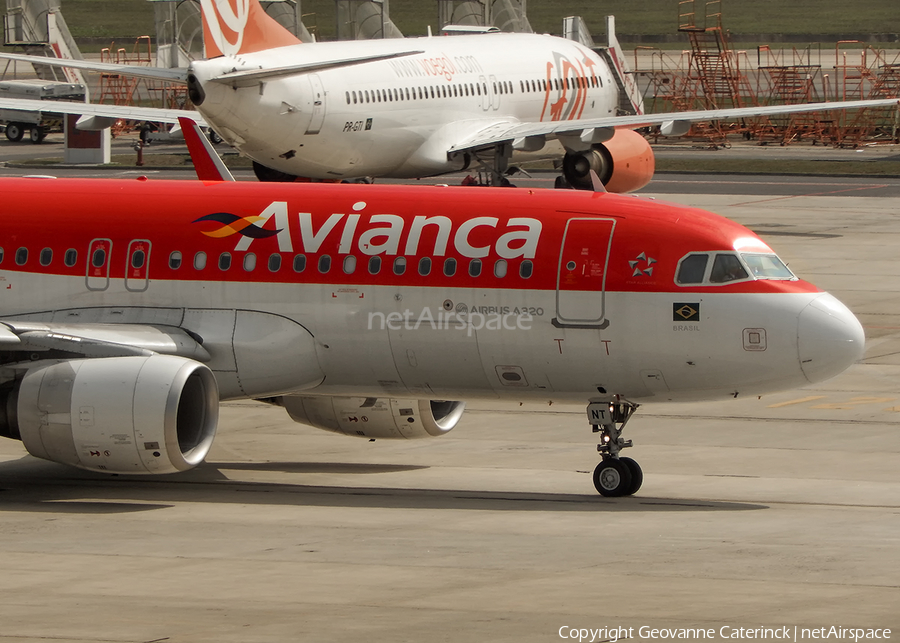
[634,1,900,147]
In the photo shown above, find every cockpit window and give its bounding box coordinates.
[676,254,709,284]
[709,253,749,283]
[677,250,793,286]
[741,253,795,280]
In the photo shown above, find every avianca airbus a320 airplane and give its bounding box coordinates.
[0,0,896,190]
[0,119,864,496]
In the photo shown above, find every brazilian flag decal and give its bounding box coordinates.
[673,303,700,322]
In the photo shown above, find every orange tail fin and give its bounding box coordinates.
[200,0,302,58]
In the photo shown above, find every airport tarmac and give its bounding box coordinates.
[0,150,898,642]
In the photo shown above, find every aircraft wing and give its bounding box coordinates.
[0,50,424,89]
[447,98,900,153]
[0,51,188,83]
[0,97,206,127]
[208,51,425,87]
[0,322,210,363]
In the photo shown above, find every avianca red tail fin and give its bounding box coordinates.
[201,0,302,58]
[179,117,235,182]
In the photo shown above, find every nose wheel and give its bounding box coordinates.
[588,399,642,497]
[593,456,643,497]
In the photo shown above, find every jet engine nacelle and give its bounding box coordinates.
[562,129,655,192]
[0,355,219,474]
[281,396,465,439]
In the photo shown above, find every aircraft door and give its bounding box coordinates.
[125,239,151,292]
[479,75,490,110]
[555,218,615,327]
[86,238,112,291]
[488,74,500,110]
[305,74,326,135]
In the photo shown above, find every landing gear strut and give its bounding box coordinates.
[588,399,642,497]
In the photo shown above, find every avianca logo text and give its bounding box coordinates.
[201,0,250,57]
[195,201,542,259]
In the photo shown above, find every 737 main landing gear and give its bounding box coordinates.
[588,399,643,497]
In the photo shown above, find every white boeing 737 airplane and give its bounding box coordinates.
[0,0,896,190]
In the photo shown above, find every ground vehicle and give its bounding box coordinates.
[0,78,84,143]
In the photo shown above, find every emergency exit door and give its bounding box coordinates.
[555,218,615,326]
[86,238,112,291]
[125,239,151,292]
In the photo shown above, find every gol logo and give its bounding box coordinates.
[200,0,250,57]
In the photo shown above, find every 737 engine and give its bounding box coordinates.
[280,396,465,439]
[0,355,219,474]
[562,129,655,192]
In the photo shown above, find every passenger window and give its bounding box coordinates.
[443,257,457,277]
[0,247,4,264]
[368,256,382,275]
[343,255,357,274]
[418,257,431,276]
[15,247,28,266]
[243,253,256,272]
[709,253,749,283]
[676,254,709,284]
[469,259,482,277]
[519,260,533,279]
[218,252,232,271]
[318,255,331,273]
[65,249,77,267]
[40,248,52,266]
[90,248,104,268]
[393,257,407,276]
[293,254,306,273]
[193,251,207,270]
[268,253,282,272]
[494,259,507,278]
[131,250,146,269]
[168,251,182,270]
[741,253,795,280]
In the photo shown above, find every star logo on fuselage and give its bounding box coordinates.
[629,252,656,277]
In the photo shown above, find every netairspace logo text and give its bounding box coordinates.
[368,308,533,337]
[557,625,892,643]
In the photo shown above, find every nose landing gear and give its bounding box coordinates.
[588,399,643,497]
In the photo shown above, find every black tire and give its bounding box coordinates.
[29,126,45,144]
[5,122,24,142]
[208,129,223,145]
[619,457,643,496]
[592,459,633,497]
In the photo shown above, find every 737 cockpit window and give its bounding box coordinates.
[742,253,795,280]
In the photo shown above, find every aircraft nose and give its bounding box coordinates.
[798,293,865,383]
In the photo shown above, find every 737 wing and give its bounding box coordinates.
[0,96,206,128]
[448,98,900,154]
[0,51,188,83]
